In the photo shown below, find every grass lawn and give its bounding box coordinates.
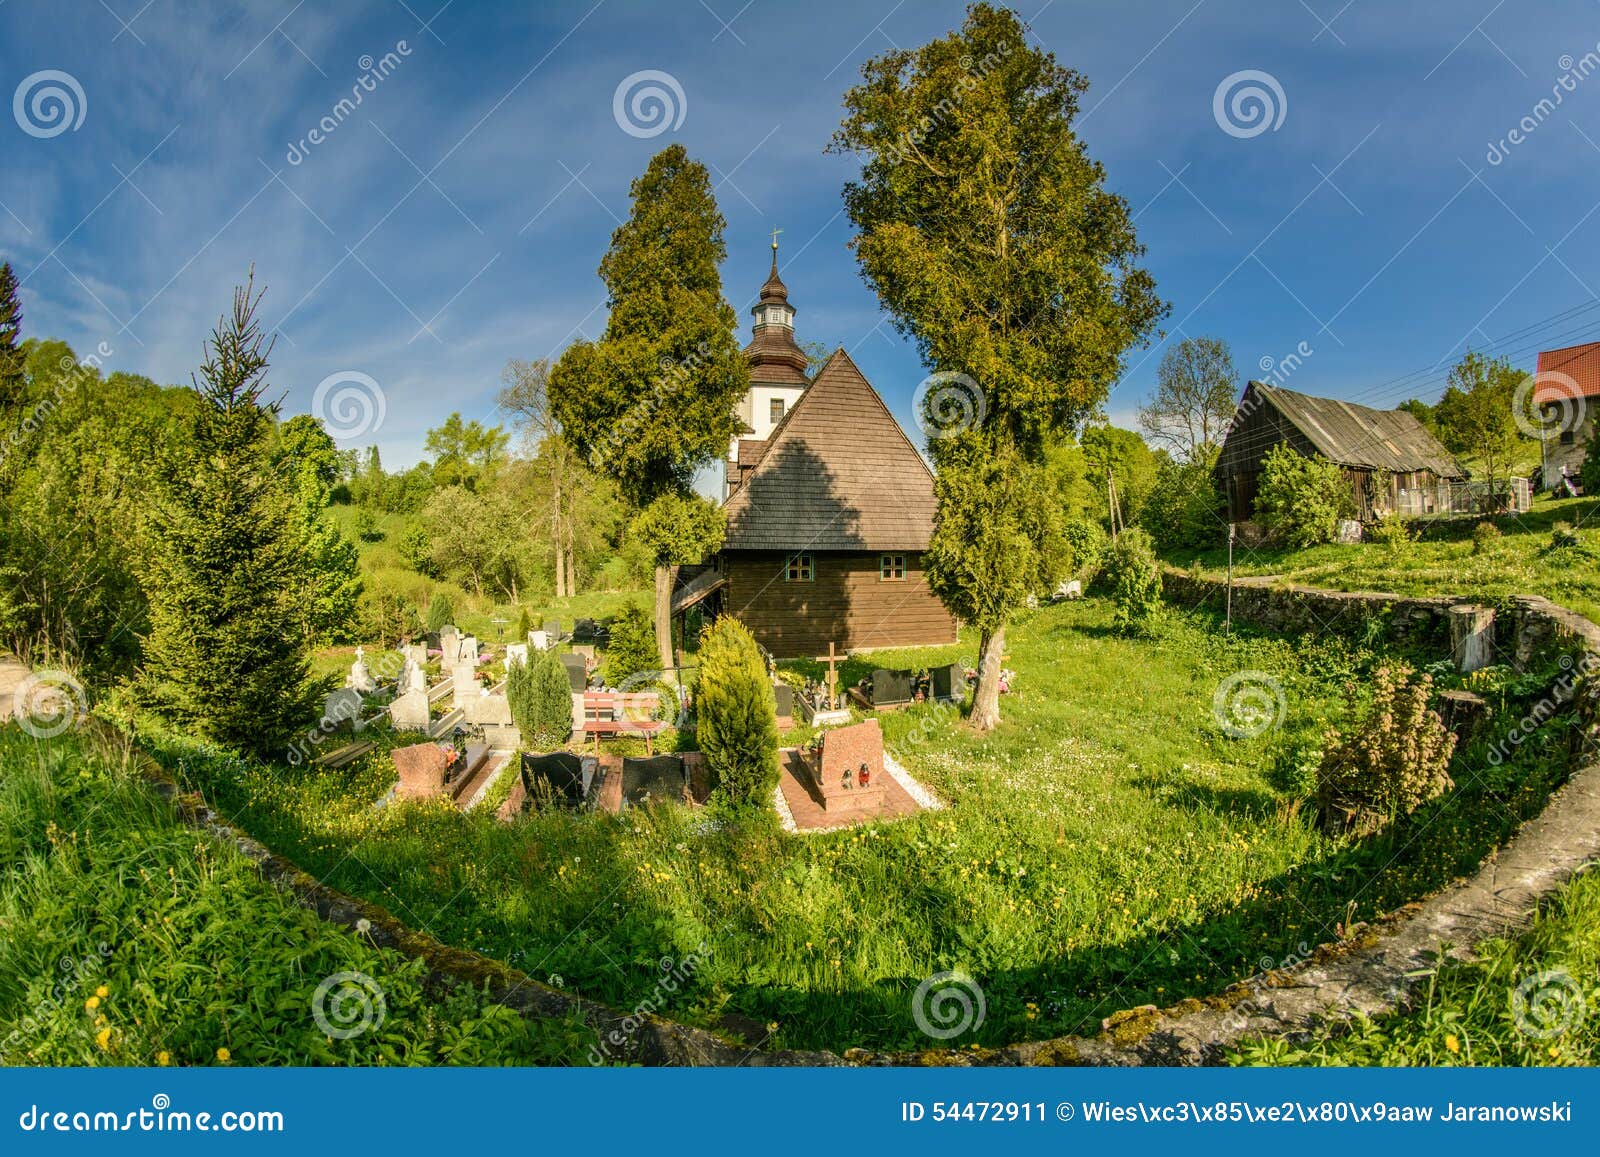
[1167,496,1600,623]
[0,729,595,1066]
[161,596,1577,1055]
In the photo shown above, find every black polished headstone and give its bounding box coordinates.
[871,668,914,706]
[620,755,688,807]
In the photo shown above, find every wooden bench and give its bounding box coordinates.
[579,691,666,756]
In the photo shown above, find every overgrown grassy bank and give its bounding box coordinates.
[0,729,593,1066]
[164,597,1577,1054]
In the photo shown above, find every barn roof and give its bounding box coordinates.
[1236,381,1467,478]
[722,349,937,552]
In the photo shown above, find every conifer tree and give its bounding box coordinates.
[549,144,749,672]
[0,262,22,408]
[139,274,320,757]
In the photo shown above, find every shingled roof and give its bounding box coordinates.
[722,349,937,552]
[1235,381,1466,478]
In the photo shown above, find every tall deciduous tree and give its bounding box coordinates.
[1138,336,1237,462]
[424,412,507,490]
[139,274,321,757]
[499,357,582,597]
[829,4,1165,728]
[1433,350,1526,504]
[548,144,749,672]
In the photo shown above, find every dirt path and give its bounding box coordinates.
[0,652,31,722]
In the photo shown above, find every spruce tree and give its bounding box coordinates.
[139,274,320,758]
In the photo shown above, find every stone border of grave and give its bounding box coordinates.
[61,570,1600,1064]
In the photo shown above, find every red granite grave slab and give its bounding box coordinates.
[807,718,885,812]
[393,742,448,800]
[777,749,920,830]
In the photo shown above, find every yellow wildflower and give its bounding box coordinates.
[84,996,99,1011]
[95,1028,112,1051]
[95,985,108,999]
[157,1051,170,1066]
[1445,1034,1460,1055]
[215,1047,231,1062]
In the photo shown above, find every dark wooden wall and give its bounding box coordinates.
[720,551,958,658]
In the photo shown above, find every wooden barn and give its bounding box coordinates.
[1215,381,1468,521]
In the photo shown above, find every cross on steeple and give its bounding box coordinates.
[769,226,783,251]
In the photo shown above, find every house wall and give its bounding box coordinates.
[720,550,957,658]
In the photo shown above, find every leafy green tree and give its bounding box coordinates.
[277,415,361,642]
[602,603,658,687]
[694,615,778,809]
[139,275,321,757]
[1138,337,1238,462]
[1396,398,1436,434]
[1433,351,1526,503]
[1255,443,1352,548]
[549,144,749,671]
[507,651,572,748]
[0,262,23,407]
[829,4,1164,727]
[1142,452,1223,553]
[424,412,507,490]
[425,592,454,633]
[630,491,724,667]
[1081,424,1159,530]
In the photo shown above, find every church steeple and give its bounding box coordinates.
[745,231,808,384]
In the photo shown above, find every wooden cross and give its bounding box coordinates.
[814,642,842,708]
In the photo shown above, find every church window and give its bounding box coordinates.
[786,553,814,582]
[879,554,906,581]
[770,398,785,424]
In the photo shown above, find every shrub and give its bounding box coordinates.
[1142,457,1222,553]
[1368,513,1413,554]
[602,603,658,686]
[515,606,531,641]
[507,651,573,748]
[1579,425,1600,495]
[1470,520,1501,555]
[1315,663,1455,834]
[1104,527,1163,634]
[1255,444,1353,548]
[1550,521,1580,550]
[694,616,779,808]
[1062,516,1109,585]
[425,592,455,632]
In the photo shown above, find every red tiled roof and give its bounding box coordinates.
[1535,342,1600,405]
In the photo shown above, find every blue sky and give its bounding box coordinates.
[5,0,1600,467]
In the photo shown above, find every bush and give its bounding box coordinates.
[1062,516,1109,585]
[1315,663,1455,834]
[1104,527,1163,634]
[694,616,779,808]
[1368,513,1413,554]
[1550,521,1580,550]
[602,603,658,687]
[1142,457,1222,553]
[1470,520,1501,555]
[1255,444,1353,548]
[507,651,573,748]
[515,607,531,641]
[425,592,455,632]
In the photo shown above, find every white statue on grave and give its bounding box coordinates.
[347,647,377,694]
[400,655,427,695]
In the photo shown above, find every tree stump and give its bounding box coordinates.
[1449,604,1495,674]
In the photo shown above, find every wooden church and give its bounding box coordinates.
[676,243,957,659]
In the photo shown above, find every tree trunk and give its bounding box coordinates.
[969,625,1005,731]
[654,564,677,675]
[1449,604,1495,673]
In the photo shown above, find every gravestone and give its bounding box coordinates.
[559,652,589,692]
[465,692,513,727]
[929,663,964,702]
[451,662,481,707]
[323,687,363,731]
[773,681,795,724]
[529,629,549,651]
[393,743,448,800]
[504,643,529,673]
[544,619,562,643]
[439,626,460,661]
[388,685,430,731]
[519,751,593,809]
[803,718,885,814]
[870,668,914,707]
[406,642,428,669]
[346,647,377,694]
[620,755,689,808]
[572,618,600,644]
[460,636,480,664]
